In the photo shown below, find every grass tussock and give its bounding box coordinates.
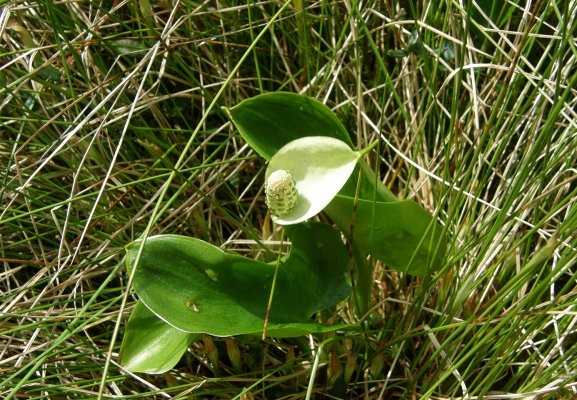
[1,0,577,399]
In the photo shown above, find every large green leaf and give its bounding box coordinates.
[222,92,354,160]
[325,196,446,275]
[126,222,358,337]
[339,160,399,203]
[118,300,200,373]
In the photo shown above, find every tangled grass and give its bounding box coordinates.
[1,0,577,398]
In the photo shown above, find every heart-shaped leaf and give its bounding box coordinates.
[126,222,358,337]
[222,92,354,160]
[119,300,200,373]
[325,196,446,275]
[265,136,359,225]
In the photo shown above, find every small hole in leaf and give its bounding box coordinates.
[205,269,218,281]
[186,301,200,313]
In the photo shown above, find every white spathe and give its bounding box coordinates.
[265,136,359,225]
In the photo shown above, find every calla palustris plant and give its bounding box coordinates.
[119,92,446,374]
[225,92,446,275]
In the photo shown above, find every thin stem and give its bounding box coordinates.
[305,343,324,400]
[263,228,285,339]
[348,167,363,285]
[358,139,380,158]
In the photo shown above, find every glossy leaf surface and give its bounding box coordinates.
[325,196,446,275]
[266,137,359,224]
[118,300,200,373]
[223,92,354,160]
[126,222,357,337]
